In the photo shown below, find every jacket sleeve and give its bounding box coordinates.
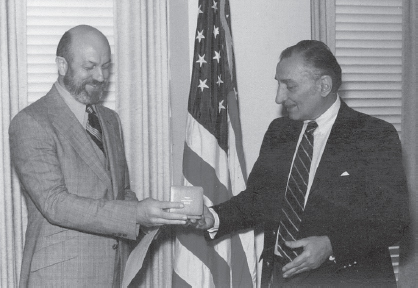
[213,118,289,238]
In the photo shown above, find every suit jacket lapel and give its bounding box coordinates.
[46,87,112,190]
[96,106,123,199]
[273,120,303,208]
[310,101,356,193]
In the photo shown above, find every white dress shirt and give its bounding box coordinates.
[297,96,341,206]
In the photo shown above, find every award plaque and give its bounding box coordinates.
[169,186,204,219]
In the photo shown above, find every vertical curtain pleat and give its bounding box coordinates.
[0,0,27,287]
[310,0,336,52]
[399,0,418,286]
[114,0,172,286]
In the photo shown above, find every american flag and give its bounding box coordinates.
[172,0,257,287]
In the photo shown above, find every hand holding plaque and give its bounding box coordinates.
[169,186,204,219]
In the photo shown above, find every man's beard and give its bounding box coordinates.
[63,70,107,105]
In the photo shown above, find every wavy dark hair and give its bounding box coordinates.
[280,40,342,93]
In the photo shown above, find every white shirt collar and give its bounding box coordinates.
[304,95,341,134]
[54,81,88,126]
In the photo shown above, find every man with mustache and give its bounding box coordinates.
[9,25,187,287]
[193,40,409,287]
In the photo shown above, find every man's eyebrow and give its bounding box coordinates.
[85,60,111,66]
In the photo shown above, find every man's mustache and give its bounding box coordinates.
[85,79,107,89]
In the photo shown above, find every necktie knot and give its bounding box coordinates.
[306,121,318,135]
[86,104,94,114]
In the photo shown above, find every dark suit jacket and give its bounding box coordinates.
[212,101,409,286]
[10,86,138,287]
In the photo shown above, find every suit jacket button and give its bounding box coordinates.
[112,243,118,250]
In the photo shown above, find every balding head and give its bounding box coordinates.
[56,25,110,64]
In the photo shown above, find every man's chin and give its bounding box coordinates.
[286,112,301,121]
[73,91,104,105]
[283,107,303,120]
[88,92,105,104]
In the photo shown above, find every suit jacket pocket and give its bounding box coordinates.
[30,229,79,272]
[319,176,360,209]
[333,174,370,215]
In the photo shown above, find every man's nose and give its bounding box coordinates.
[275,86,287,104]
[93,67,105,82]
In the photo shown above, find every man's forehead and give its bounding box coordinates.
[278,53,306,68]
[276,55,312,80]
[71,40,111,63]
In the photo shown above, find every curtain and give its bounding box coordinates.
[399,0,418,286]
[0,0,27,287]
[310,0,335,52]
[113,0,172,287]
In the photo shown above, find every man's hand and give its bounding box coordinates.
[136,197,188,227]
[189,205,215,230]
[282,236,333,278]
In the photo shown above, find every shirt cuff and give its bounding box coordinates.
[207,207,220,239]
[136,224,140,236]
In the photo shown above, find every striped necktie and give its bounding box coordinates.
[86,104,105,154]
[276,121,317,264]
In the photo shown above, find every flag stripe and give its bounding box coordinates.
[172,271,192,288]
[227,91,247,182]
[177,231,231,287]
[183,143,231,205]
[185,114,229,189]
[230,234,253,287]
[173,237,216,288]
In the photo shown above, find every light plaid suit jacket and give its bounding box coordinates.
[9,86,138,288]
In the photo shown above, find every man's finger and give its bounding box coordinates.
[158,200,185,209]
[283,265,309,278]
[151,218,188,225]
[282,254,305,272]
[285,239,304,249]
[160,211,188,220]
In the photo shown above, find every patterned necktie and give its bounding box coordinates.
[86,104,105,154]
[276,121,318,263]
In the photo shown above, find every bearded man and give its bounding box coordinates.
[9,25,187,288]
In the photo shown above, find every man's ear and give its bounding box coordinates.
[56,56,68,76]
[320,75,333,97]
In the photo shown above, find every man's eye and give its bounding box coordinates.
[84,66,94,71]
[287,86,295,91]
